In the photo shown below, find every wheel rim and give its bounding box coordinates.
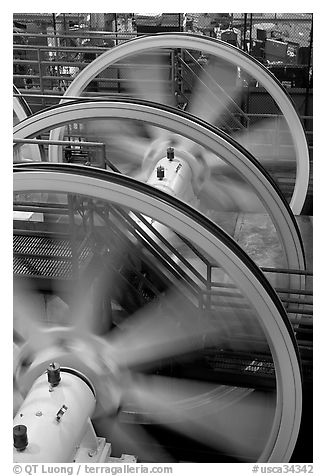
[49,32,309,214]
[14,163,302,462]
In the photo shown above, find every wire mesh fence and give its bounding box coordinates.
[13,12,313,93]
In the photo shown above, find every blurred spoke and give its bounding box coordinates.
[105,292,222,368]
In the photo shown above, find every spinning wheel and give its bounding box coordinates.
[13,164,302,463]
[13,98,306,285]
[48,33,309,214]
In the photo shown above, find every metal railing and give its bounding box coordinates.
[13,27,312,126]
[13,33,175,107]
[13,137,107,168]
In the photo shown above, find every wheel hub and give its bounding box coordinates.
[14,326,126,418]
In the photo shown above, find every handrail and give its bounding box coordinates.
[13,41,174,102]
[13,137,106,149]
[13,137,107,168]
[14,44,173,56]
[13,31,137,40]
[14,45,110,53]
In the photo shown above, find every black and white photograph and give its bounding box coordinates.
[12,9,313,469]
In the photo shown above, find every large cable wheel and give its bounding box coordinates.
[48,33,309,214]
[13,98,305,288]
[13,163,302,462]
